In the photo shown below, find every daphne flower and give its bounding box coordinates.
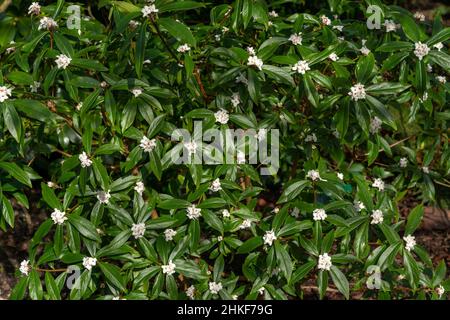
[177,44,191,53]
[427,64,433,73]
[320,15,331,25]
[28,2,41,15]
[209,178,222,192]
[79,152,92,168]
[292,60,310,74]
[217,235,223,242]
[372,178,385,191]
[360,46,371,56]
[369,117,382,134]
[318,253,332,271]
[239,219,252,229]
[139,136,157,152]
[164,228,177,241]
[328,53,339,61]
[337,172,344,180]
[436,285,445,298]
[0,86,12,102]
[246,46,256,56]
[38,17,58,31]
[291,207,300,218]
[235,73,248,85]
[433,42,444,51]
[247,55,263,70]
[82,257,97,270]
[51,208,67,225]
[436,76,446,84]
[221,209,230,218]
[131,223,146,239]
[348,83,366,101]
[370,209,384,225]
[186,204,201,220]
[403,235,416,251]
[132,88,143,97]
[208,281,222,294]
[289,33,302,46]
[313,208,327,221]
[142,4,158,18]
[333,25,344,32]
[354,200,366,212]
[258,287,265,295]
[414,42,430,61]
[30,81,41,93]
[307,169,326,181]
[422,166,430,174]
[19,260,30,276]
[305,133,317,143]
[55,54,72,69]
[186,285,195,299]
[162,260,176,275]
[383,20,398,32]
[134,181,145,195]
[268,10,278,18]
[230,93,240,107]
[214,109,229,124]
[97,190,111,204]
[75,102,83,111]
[413,12,425,22]
[263,230,277,246]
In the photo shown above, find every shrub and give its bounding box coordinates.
[1,0,449,300]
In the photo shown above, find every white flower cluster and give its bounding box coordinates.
[399,157,408,168]
[97,190,111,204]
[162,260,176,275]
[436,285,445,298]
[230,92,240,107]
[131,223,146,239]
[403,235,416,251]
[328,52,339,61]
[372,178,385,191]
[436,76,446,84]
[369,116,382,134]
[209,178,222,192]
[348,83,366,101]
[186,204,202,220]
[38,17,58,31]
[313,208,327,221]
[337,172,344,180]
[239,219,252,229]
[263,230,277,246]
[132,88,143,97]
[360,40,370,55]
[292,60,310,74]
[164,228,177,241]
[414,12,426,22]
[221,209,230,218]
[51,208,67,225]
[55,54,72,69]
[186,285,195,299]
[247,55,263,71]
[142,4,158,18]
[414,42,430,61]
[306,169,325,181]
[305,133,317,143]
[318,253,332,271]
[28,2,41,15]
[354,200,366,212]
[19,260,30,276]
[268,10,278,18]
[383,20,398,32]
[333,25,344,32]
[83,257,97,270]
[177,44,191,53]
[370,209,384,225]
[214,109,229,124]
[134,181,145,195]
[320,15,331,25]
[422,166,429,174]
[139,136,157,152]
[79,151,92,168]
[0,86,12,103]
[289,33,302,45]
[209,281,223,294]
[434,42,444,51]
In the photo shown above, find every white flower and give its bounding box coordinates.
[132,88,143,97]
[414,42,430,61]
[333,25,344,32]
[399,157,408,168]
[6,45,15,54]
[354,200,366,212]
[306,169,325,182]
[97,190,111,204]
[78,151,92,168]
[28,2,41,15]
[139,136,157,152]
[162,260,176,275]
[272,207,280,214]
[186,204,202,220]
[337,172,344,180]
[433,42,444,51]
[348,83,366,101]
[268,10,278,18]
[177,44,191,53]
[184,141,198,155]
[38,17,58,31]
[328,53,339,61]
[235,73,248,85]
[0,86,12,102]
[413,12,425,22]
[258,287,265,295]
[436,76,446,84]
[82,257,97,270]
[305,133,317,143]
[214,109,229,124]
[134,181,145,195]
[230,93,240,107]
[338,36,345,42]
[143,59,151,65]
[51,208,67,225]
[403,235,416,252]
[217,235,223,242]
[55,54,72,69]
[247,55,263,70]
[209,282,223,294]
[372,178,385,192]
[76,102,83,111]
[30,81,41,93]
[209,178,222,192]
[420,92,428,103]
[237,151,246,164]
[186,285,195,299]
[320,15,331,26]
[128,20,140,29]
[263,230,277,246]
[422,166,430,174]
[239,219,252,229]
[292,60,310,74]
[289,33,303,46]
[222,26,229,33]
[369,116,382,134]
[427,64,433,73]
[318,253,332,271]
[19,260,30,276]
[313,208,327,221]
[383,20,398,32]
[291,207,300,218]
[131,223,146,239]
[47,181,56,188]
[221,209,230,218]
[436,285,445,298]
[142,4,158,18]
[370,209,384,225]
[246,46,256,56]
[164,228,177,241]
[360,46,371,56]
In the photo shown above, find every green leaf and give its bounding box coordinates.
[98,262,126,292]
[278,180,309,203]
[2,102,22,143]
[45,272,61,300]
[330,265,349,299]
[68,215,101,242]
[135,21,147,78]
[41,182,61,210]
[237,236,263,254]
[158,18,196,47]
[0,162,32,187]
[317,270,328,300]
[405,204,424,235]
[355,53,375,84]
[158,1,206,13]
[275,242,292,282]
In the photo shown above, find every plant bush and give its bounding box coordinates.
[1,0,449,300]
